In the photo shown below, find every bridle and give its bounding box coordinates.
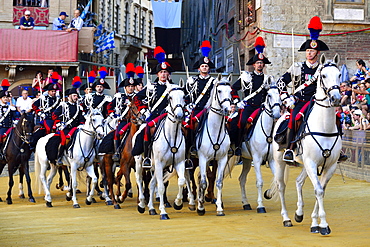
[81,112,104,138]
[14,114,33,144]
[263,86,281,118]
[314,63,341,108]
[210,82,232,116]
[167,87,185,123]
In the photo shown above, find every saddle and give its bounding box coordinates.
[244,108,261,142]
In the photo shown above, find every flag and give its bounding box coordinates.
[95,23,103,37]
[80,0,92,20]
[94,32,107,46]
[96,31,115,53]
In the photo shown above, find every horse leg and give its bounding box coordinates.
[119,160,131,203]
[62,166,71,191]
[70,166,80,208]
[94,163,102,196]
[147,174,157,215]
[197,156,208,216]
[275,158,292,227]
[205,161,217,203]
[115,166,124,203]
[295,168,307,223]
[135,156,146,213]
[155,164,169,220]
[185,169,196,211]
[253,157,266,213]
[85,165,97,205]
[6,170,15,204]
[56,166,64,190]
[104,155,118,208]
[163,181,171,208]
[215,156,228,216]
[22,162,35,203]
[0,162,5,201]
[42,163,57,206]
[18,168,25,199]
[239,158,252,210]
[173,161,186,210]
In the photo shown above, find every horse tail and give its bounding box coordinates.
[163,169,177,183]
[223,155,238,179]
[34,150,42,195]
[267,164,290,202]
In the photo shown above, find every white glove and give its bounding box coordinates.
[186,77,195,86]
[38,112,46,118]
[140,108,151,120]
[284,96,296,109]
[114,93,122,99]
[237,101,245,109]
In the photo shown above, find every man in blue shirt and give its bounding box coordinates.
[19,10,34,30]
[52,12,68,30]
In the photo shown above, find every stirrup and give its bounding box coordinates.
[142,157,152,168]
[57,158,63,166]
[190,147,197,158]
[234,147,242,156]
[185,159,194,169]
[112,153,120,162]
[283,149,294,163]
[338,153,348,162]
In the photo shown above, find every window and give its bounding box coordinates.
[133,13,138,37]
[114,2,121,33]
[148,20,153,46]
[13,0,48,7]
[125,3,130,35]
[228,18,235,37]
[325,0,368,21]
[334,0,364,3]
[238,0,256,30]
[141,15,146,43]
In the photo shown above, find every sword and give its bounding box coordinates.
[291,28,295,95]
[237,47,242,74]
[182,52,189,79]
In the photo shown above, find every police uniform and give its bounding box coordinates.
[52,88,85,165]
[0,90,17,160]
[32,83,61,134]
[231,39,271,155]
[82,79,112,118]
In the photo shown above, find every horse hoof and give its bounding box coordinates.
[114,204,121,209]
[320,226,331,235]
[0,197,2,202]
[106,201,113,206]
[188,205,196,211]
[264,189,272,200]
[99,181,104,188]
[73,204,80,208]
[205,196,212,202]
[310,226,320,233]
[197,209,206,216]
[156,197,160,202]
[66,195,72,201]
[257,207,266,213]
[29,197,36,203]
[116,198,123,204]
[128,192,133,198]
[164,202,172,208]
[100,195,105,201]
[149,209,157,215]
[211,199,217,204]
[295,213,304,223]
[173,202,183,210]
[91,198,97,203]
[46,201,53,207]
[243,204,252,210]
[85,199,92,205]
[97,191,103,196]
[6,199,12,205]
[56,183,63,190]
[19,194,25,199]
[160,214,170,220]
[216,211,225,216]
[76,189,82,194]
[283,220,293,227]
[138,206,145,214]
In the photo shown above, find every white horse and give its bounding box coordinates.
[196,75,232,216]
[35,109,105,208]
[226,80,282,213]
[271,54,342,235]
[142,82,196,220]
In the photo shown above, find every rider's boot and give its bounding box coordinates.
[283,128,294,163]
[336,117,348,162]
[112,139,120,162]
[142,140,152,168]
[57,145,65,166]
[0,142,4,161]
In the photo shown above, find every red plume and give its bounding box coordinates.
[1,79,10,87]
[308,16,322,30]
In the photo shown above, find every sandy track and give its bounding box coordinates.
[0,165,369,246]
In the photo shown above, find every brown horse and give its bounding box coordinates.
[101,101,142,209]
[0,112,35,204]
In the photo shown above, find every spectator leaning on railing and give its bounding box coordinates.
[350,59,370,84]
[352,78,370,115]
[19,10,34,30]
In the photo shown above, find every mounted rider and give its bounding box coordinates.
[82,68,112,118]
[132,46,175,167]
[0,90,17,160]
[32,83,61,134]
[52,88,85,165]
[277,16,347,162]
[108,63,138,161]
[185,40,216,158]
[231,37,271,156]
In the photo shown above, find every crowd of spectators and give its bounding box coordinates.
[339,59,370,131]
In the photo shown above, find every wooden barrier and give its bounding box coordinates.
[338,130,370,182]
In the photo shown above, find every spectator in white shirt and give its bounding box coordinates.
[66,9,83,32]
[16,90,33,113]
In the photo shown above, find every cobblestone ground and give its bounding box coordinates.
[0,165,369,246]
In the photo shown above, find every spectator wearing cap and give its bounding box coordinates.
[350,59,370,84]
[19,10,34,30]
[66,9,83,32]
[347,109,367,130]
[52,12,68,30]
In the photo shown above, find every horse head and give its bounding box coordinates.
[265,77,282,119]
[317,54,342,107]
[86,109,105,140]
[166,81,185,122]
[210,74,232,116]
[17,111,34,144]
[128,100,144,125]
